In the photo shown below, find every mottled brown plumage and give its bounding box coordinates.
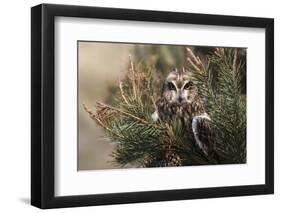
[153,68,217,159]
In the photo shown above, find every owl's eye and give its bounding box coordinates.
[167,82,176,90]
[184,81,193,90]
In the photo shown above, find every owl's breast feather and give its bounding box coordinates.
[151,111,159,122]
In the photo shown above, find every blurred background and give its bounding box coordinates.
[78,42,129,170]
[78,41,246,170]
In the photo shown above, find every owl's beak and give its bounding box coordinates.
[178,96,183,103]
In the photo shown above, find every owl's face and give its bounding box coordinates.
[161,69,197,104]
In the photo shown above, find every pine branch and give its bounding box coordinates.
[96,102,149,125]
[84,49,246,167]
[83,103,123,138]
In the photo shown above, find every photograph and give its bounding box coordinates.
[30,3,274,209]
[78,42,247,170]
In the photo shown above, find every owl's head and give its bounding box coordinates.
[161,68,197,104]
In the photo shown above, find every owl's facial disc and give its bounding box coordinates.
[163,81,178,103]
[179,80,196,104]
[177,80,196,104]
[162,70,197,104]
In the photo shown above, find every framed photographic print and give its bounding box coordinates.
[31,3,274,209]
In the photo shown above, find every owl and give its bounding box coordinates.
[152,68,216,159]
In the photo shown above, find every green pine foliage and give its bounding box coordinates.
[84,47,247,168]
[186,47,246,164]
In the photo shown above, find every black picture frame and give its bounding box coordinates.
[31,3,274,209]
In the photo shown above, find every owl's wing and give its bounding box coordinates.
[192,113,214,157]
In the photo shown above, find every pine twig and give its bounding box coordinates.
[186,47,200,65]
[129,55,137,99]
[165,123,174,145]
[150,96,158,112]
[232,48,238,95]
[214,47,224,56]
[83,103,123,138]
[187,57,201,72]
[96,102,150,125]
[232,48,238,79]
[186,47,206,72]
[119,78,129,105]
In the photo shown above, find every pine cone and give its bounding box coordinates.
[165,151,182,167]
